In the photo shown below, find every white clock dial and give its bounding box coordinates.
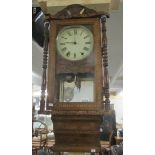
[56,25,94,61]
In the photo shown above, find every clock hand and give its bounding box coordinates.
[74,34,76,43]
[74,29,77,43]
[64,42,77,44]
[64,42,75,43]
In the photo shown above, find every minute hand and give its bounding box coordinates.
[64,42,75,43]
[74,29,77,43]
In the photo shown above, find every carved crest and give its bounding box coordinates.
[49,4,109,20]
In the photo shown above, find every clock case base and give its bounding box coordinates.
[52,115,102,153]
[53,145,101,153]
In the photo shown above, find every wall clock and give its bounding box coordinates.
[56,25,94,61]
[38,4,114,153]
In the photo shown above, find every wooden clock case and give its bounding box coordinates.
[48,18,102,152]
[39,4,112,153]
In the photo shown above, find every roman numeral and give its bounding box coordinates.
[74,53,76,58]
[80,31,83,36]
[60,43,65,45]
[81,52,84,55]
[83,47,89,51]
[61,47,67,52]
[67,31,72,36]
[85,42,91,44]
[61,36,67,39]
[66,51,70,57]
[74,29,77,35]
[84,35,89,39]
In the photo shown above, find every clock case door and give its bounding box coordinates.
[47,18,104,152]
[47,18,103,112]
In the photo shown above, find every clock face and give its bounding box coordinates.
[56,25,94,61]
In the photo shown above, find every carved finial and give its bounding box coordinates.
[49,4,109,20]
[101,15,107,23]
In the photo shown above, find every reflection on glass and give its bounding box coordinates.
[58,73,94,102]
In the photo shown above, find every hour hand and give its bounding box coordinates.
[64,42,77,44]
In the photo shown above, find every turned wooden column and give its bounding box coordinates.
[38,18,50,114]
[101,15,110,111]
